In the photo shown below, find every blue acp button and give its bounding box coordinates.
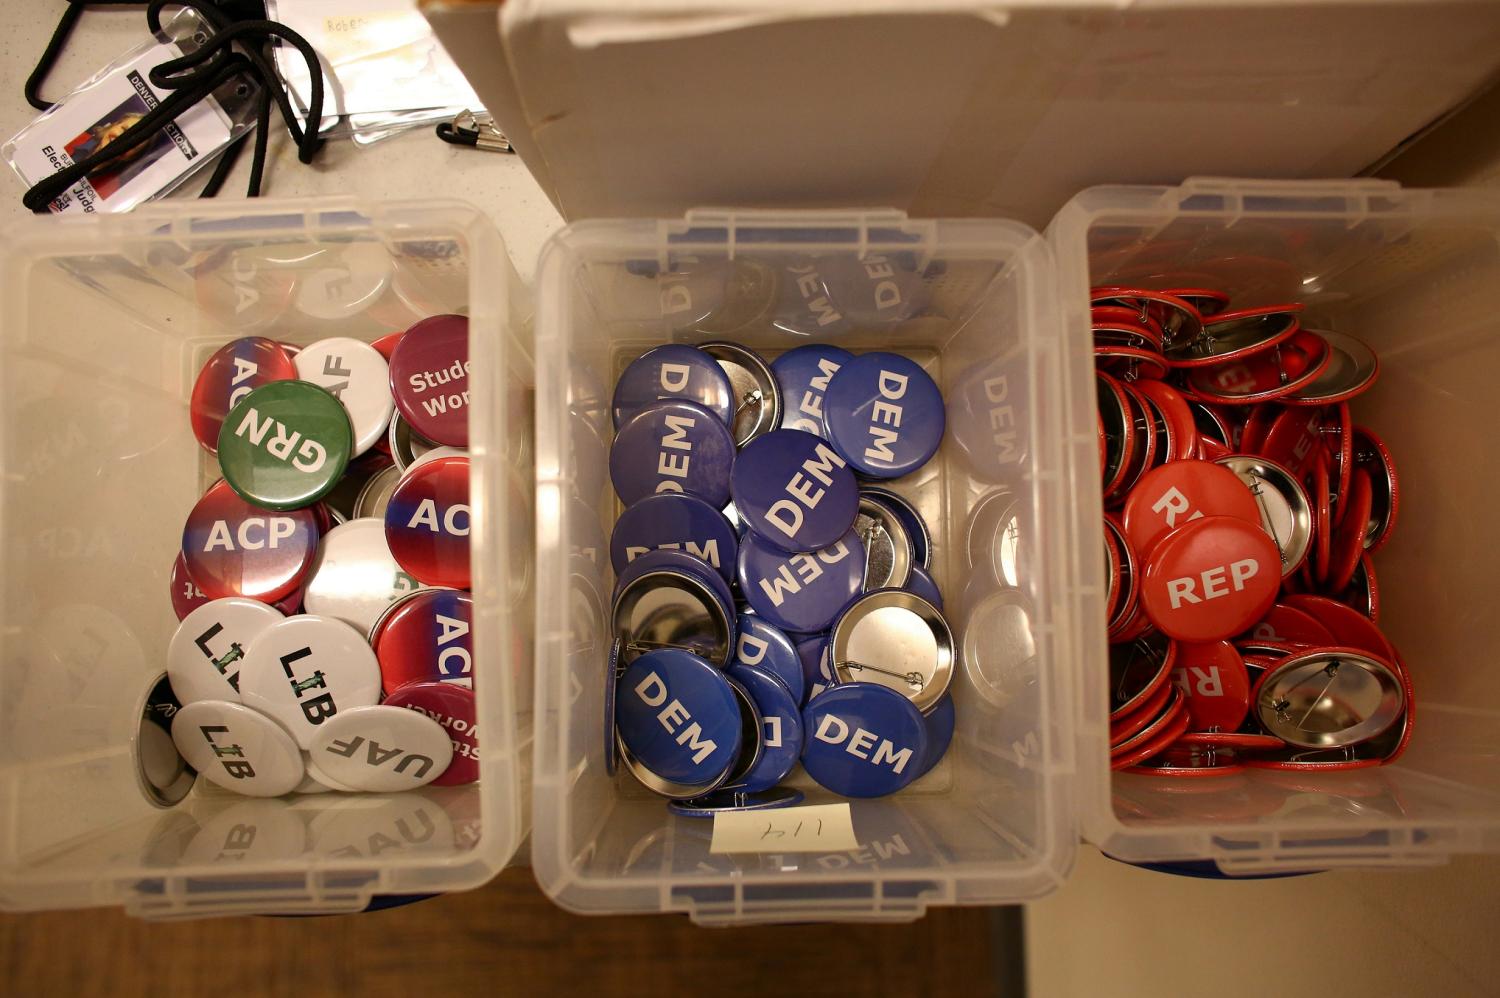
[824,353,945,479]
[801,683,929,798]
[733,613,804,705]
[736,528,864,634]
[617,649,742,790]
[611,493,738,584]
[725,664,804,793]
[773,344,854,438]
[612,344,734,429]
[610,400,736,508]
[731,429,859,553]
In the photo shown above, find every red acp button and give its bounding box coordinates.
[180,479,320,602]
[373,588,474,693]
[189,337,297,453]
[1122,459,1261,560]
[382,681,479,786]
[1170,640,1250,732]
[385,455,471,589]
[1140,515,1281,642]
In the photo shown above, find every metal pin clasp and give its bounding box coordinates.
[839,659,926,692]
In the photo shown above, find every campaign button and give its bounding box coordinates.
[1140,515,1281,642]
[167,597,284,705]
[773,343,854,437]
[217,380,353,510]
[385,455,471,589]
[737,528,865,634]
[190,337,298,453]
[171,699,305,797]
[701,341,783,446]
[303,517,426,635]
[614,549,736,627]
[825,353,945,478]
[1122,459,1261,559]
[307,705,454,792]
[830,589,954,714]
[614,567,735,668]
[800,683,929,798]
[725,663,803,793]
[610,493,738,584]
[382,681,480,785]
[294,337,394,457]
[388,314,470,447]
[1245,603,1337,646]
[616,649,743,792]
[732,613,805,706]
[796,634,836,705]
[1281,594,1399,662]
[292,241,391,320]
[1259,407,1326,477]
[238,614,383,749]
[732,429,859,552]
[371,331,404,360]
[1327,468,1373,592]
[1170,640,1251,732]
[170,551,212,620]
[817,253,926,326]
[610,400,735,508]
[612,344,734,429]
[905,563,944,610]
[667,786,806,817]
[912,693,955,780]
[772,259,850,337]
[181,479,320,602]
[859,486,931,568]
[372,588,473,693]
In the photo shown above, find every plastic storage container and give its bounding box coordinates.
[531,209,1086,923]
[1049,177,1500,872]
[0,199,535,916]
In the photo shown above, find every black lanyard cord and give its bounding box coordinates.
[21,0,327,210]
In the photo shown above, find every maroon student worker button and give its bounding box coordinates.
[189,337,297,453]
[389,314,470,448]
[385,455,471,589]
[181,479,320,602]
[373,588,474,692]
[382,681,479,785]
[170,551,212,620]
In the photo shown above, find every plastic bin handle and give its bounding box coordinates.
[1178,176,1402,199]
[682,206,911,228]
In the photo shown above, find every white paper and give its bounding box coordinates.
[269,0,480,119]
[709,802,859,854]
[6,41,232,214]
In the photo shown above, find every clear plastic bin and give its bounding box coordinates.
[0,199,535,916]
[531,209,1085,923]
[1049,177,1500,871]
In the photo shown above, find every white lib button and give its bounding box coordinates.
[171,700,305,797]
[237,615,383,749]
[167,597,285,705]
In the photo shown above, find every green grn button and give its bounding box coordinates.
[218,380,353,511]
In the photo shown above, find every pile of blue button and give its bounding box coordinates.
[606,340,957,814]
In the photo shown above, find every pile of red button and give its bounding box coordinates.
[1094,287,1410,775]
[164,315,481,797]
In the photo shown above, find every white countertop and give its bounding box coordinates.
[0,5,564,279]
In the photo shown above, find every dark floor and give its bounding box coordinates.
[0,868,1018,996]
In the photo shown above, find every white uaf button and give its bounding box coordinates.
[308,705,454,792]
[171,700,305,797]
[295,337,395,457]
[237,615,383,749]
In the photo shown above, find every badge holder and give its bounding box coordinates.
[5,8,267,214]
